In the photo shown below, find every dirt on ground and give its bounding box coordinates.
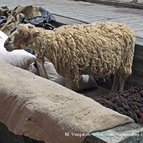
[92,87,143,123]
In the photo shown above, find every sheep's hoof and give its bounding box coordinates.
[118,90,123,95]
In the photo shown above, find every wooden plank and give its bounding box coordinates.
[53,14,87,25]
[136,37,143,46]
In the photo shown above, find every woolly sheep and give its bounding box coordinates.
[4,22,136,92]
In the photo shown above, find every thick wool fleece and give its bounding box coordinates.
[33,22,135,83]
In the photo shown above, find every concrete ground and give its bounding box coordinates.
[1,0,143,39]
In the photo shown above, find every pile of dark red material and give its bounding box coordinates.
[93,87,143,123]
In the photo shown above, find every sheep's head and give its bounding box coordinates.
[4,24,39,52]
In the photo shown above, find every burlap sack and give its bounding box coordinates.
[0,60,133,143]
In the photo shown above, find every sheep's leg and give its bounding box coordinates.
[119,76,127,94]
[36,59,48,79]
[64,75,83,91]
[64,75,74,90]
[111,73,119,92]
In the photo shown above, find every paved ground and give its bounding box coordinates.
[1,0,143,38]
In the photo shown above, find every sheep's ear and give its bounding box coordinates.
[17,25,23,33]
[17,24,27,32]
[32,30,40,37]
[27,24,35,29]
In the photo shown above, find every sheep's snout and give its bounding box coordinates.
[4,38,13,52]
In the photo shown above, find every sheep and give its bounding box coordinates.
[4,22,136,93]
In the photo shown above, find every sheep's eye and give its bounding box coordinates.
[10,28,16,34]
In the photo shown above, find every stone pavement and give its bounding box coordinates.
[1,0,143,39]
